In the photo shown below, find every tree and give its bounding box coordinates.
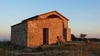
[71,34,77,41]
[80,34,87,39]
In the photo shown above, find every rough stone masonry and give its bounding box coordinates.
[11,11,71,47]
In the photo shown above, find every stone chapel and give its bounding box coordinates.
[11,11,71,47]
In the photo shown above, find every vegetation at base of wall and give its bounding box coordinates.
[0,41,25,51]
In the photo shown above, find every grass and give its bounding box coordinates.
[87,43,100,56]
[0,41,100,56]
[0,41,25,51]
[0,41,25,56]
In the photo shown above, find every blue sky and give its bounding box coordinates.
[0,0,100,40]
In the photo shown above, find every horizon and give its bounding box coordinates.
[0,0,100,40]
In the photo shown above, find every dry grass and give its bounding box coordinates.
[0,41,100,56]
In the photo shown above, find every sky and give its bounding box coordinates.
[0,0,100,40]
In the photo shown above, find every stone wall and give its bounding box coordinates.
[11,22,27,46]
[39,11,68,28]
[11,11,71,47]
[66,28,71,41]
[27,18,63,47]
